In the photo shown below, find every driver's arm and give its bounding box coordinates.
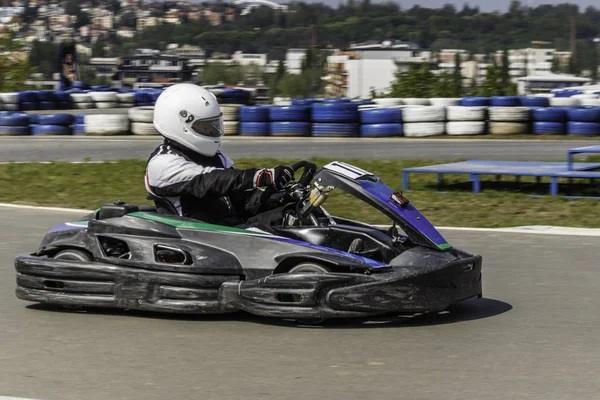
[145,153,293,199]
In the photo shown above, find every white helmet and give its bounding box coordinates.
[153,83,224,157]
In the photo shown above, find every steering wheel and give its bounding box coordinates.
[265,161,317,209]
[290,161,317,187]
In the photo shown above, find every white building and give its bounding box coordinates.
[518,73,591,95]
[232,51,267,67]
[495,48,570,79]
[285,48,306,75]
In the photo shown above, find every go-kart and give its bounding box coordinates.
[14,161,482,323]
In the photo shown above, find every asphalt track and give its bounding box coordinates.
[0,136,598,162]
[1,206,599,400]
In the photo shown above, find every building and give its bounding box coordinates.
[116,53,197,87]
[88,57,120,78]
[517,73,591,95]
[116,27,135,38]
[136,17,160,31]
[170,44,205,58]
[232,51,267,67]
[285,48,306,75]
[494,48,571,79]
[324,52,352,98]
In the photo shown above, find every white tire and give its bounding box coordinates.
[94,102,119,109]
[402,106,445,122]
[489,122,528,135]
[0,92,19,103]
[571,94,598,100]
[488,107,530,122]
[83,115,130,135]
[72,102,94,109]
[550,97,580,107]
[116,93,135,103]
[128,106,154,123]
[533,93,555,98]
[131,122,159,135]
[358,105,380,110]
[446,106,487,121]
[3,103,19,111]
[402,98,431,106]
[429,98,460,107]
[89,91,118,102]
[223,121,239,136]
[579,99,600,107]
[119,103,135,108]
[71,93,92,103]
[221,104,242,122]
[403,122,445,137]
[446,121,486,136]
[372,98,403,107]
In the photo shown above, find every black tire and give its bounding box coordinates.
[53,249,91,261]
[288,263,330,325]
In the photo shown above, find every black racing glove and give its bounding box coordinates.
[254,165,295,190]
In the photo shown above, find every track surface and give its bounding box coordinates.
[1,207,599,400]
[0,137,598,162]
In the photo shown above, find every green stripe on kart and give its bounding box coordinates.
[129,211,269,235]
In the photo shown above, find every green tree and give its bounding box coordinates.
[452,52,463,97]
[430,71,456,97]
[92,40,107,57]
[0,35,37,92]
[501,49,510,94]
[278,74,305,98]
[591,47,599,83]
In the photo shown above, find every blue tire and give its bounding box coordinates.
[554,90,582,98]
[567,121,600,137]
[134,92,152,104]
[531,107,567,122]
[75,114,86,124]
[73,124,86,135]
[532,122,565,135]
[311,103,359,123]
[359,108,402,124]
[29,114,40,125]
[360,123,403,137]
[31,124,72,136]
[269,106,311,122]
[20,101,38,111]
[54,91,72,102]
[566,106,600,122]
[239,106,269,122]
[18,91,37,103]
[312,123,359,137]
[36,114,75,126]
[353,100,376,106]
[58,101,73,110]
[221,88,250,98]
[270,122,311,137]
[39,101,57,110]
[0,125,30,135]
[490,96,520,107]
[460,97,490,107]
[71,81,90,90]
[36,90,56,102]
[520,97,550,107]
[291,98,320,106]
[0,113,30,126]
[239,122,270,136]
[323,98,351,103]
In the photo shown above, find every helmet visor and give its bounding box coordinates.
[189,115,223,138]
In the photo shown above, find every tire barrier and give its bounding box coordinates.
[359,108,402,124]
[489,122,529,135]
[291,98,321,106]
[566,106,600,122]
[0,93,19,104]
[532,121,565,135]
[89,92,118,103]
[128,106,154,123]
[221,104,242,122]
[311,103,358,123]
[117,93,135,108]
[579,99,600,107]
[239,106,269,122]
[95,102,119,109]
[20,102,38,111]
[0,125,29,136]
[402,106,445,123]
[83,114,129,135]
[446,106,487,121]
[322,98,351,103]
[312,123,359,137]
[28,114,40,125]
[239,122,270,136]
[0,113,29,126]
[270,121,311,137]
[488,107,530,122]
[223,121,239,136]
[73,102,94,109]
[550,97,580,107]
[269,106,311,122]
[73,124,85,135]
[402,98,431,106]
[372,98,403,107]
[446,121,487,136]
[75,114,86,124]
[490,96,520,107]
[36,114,75,126]
[3,103,19,111]
[39,101,57,110]
[554,89,583,98]
[460,97,490,107]
[530,107,567,122]
[567,121,600,137]
[429,98,460,107]
[520,96,550,107]
[360,123,403,137]
[403,122,445,137]
[131,122,159,136]
[31,125,72,136]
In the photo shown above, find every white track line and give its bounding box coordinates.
[1,203,599,237]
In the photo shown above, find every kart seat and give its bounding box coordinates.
[97,203,139,220]
[146,194,179,216]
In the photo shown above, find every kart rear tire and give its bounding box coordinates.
[53,249,92,310]
[289,263,330,325]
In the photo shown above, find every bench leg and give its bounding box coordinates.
[437,173,443,185]
[402,170,409,191]
[550,178,558,196]
[471,174,481,193]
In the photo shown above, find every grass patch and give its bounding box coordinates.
[0,158,599,228]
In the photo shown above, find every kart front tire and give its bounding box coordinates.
[53,249,92,310]
[289,263,330,325]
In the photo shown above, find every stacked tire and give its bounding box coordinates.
[128,106,158,135]
[221,104,242,136]
[459,97,490,107]
[530,107,567,136]
[269,105,311,137]
[71,93,94,109]
[488,107,530,136]
[30,113,74,135]
[566,106,600,137]
[520,96,550,108]
[446,106,487,136]
[371,98,403,107]
[55,91,73,110]
[73,114,86,135]
[117,92,136,108]
[90,91,118,109]
[0,93,19,111]
[239,106,269,136]
[83,114,130,136]
[550,97,580,107]
[359,108,403,137]
[311,102,359,137]
[402,106,445,137]
[213,88,252,106]
[19,91,38,111]
[0,112,30,136]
